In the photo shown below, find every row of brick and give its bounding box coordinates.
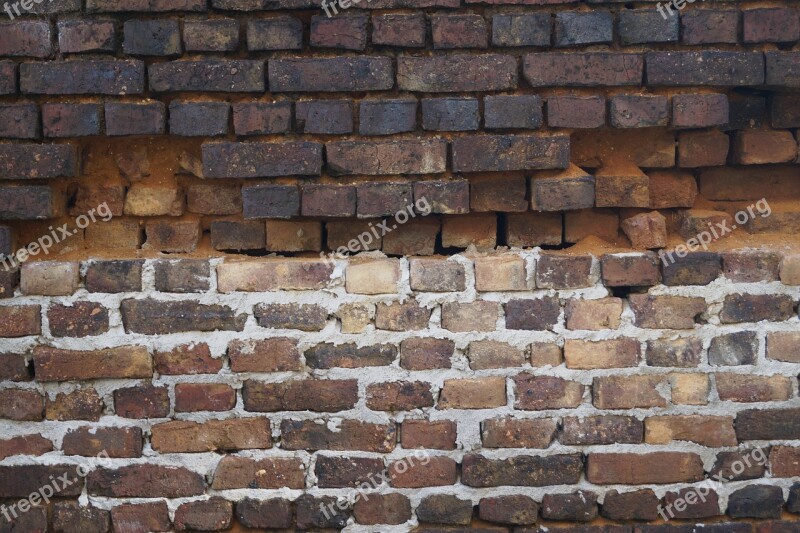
[4,8,800,58]
[7,92,796,139]
[1,51,797,96]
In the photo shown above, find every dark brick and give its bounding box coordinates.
[709,331,758,366]
[681,9,739,45]
[372,13,426,47]
[296,99,353,134]
[416,494,472,525]
[311,15,367,50]
[484,95,542,130]
[453,134,569,172]
[525,52,642,86]
[736,408,800,441]
[210,220,265,251]
[236,498,292,529]
[281,419,396,453]
[154,259,210,292]
[711,450,767,481]
[110,502,170,533]
[247,17,302,50]
[85,260,143,293]
[203,141,322,178]
[548,95,606,128]
[726,95,767,130]
[185,19,239,51]
[63,426,143,458]
[766,51,800,88]
[610,95,669,128]
[662,252,721,285]
[422,97,479,131]
[46,388,103,421]
[673,93,729,128]
[462,453,583,487]
[124,19,181,56]
[53,503,110,533]
[114,385,170,419]
[645,338,702,367]
[0,389,43,421]
[0,186,56,219]
[88,464,204,498]
[254,303,327,331]
[478,495,538,525]
[233,102,291,135]
[42,103,101,137]
[601,489,660,521]
[536,253,593,289]
[504,297,560,331]
[327,139,446,175]
[398,54,517,92]
[121,298,246,334]
[400,337,453,370]
[149,60,264,92]
[789,483,800,513]
[728,485,784,519]
[302,184,356,217]
[0,507,47,533]
[296,494,350,529]
[88,0,204,10]
[48,302,109,337]
[0,61,15,95]
[105,102,165,136]
[0,143,77,178]
[743,8,800,43]
[305,342,396,368]
[316,456,384,488]
[414,180,469,214]
[353,493,411,526]
[175,498,232,531]
[270,57,393,92]
[492,12,550,47]
[647,51,765,86]
[359,98,416,135]
[0,104,39,139]
[243,378,356,412]
[772,93,800,128]
[357,182,413,218]
[432,14,488,49]
[0,352,29,381]
[169,101,229,136]
[619,9,678,44]
[0,21,52,57]
[367,381,433,410]
[555,12,612,47]
[515,375,584,410]
[561,415,643,445]
[662,487,721,519]
[21,60,144,95]
[0,465,82,497]
[720,293,795,323]
[542,491,598,521]
[242,184,300,219]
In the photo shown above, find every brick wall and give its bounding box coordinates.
[1,0,800,531]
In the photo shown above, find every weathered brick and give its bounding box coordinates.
[88,464,205,497]
[681,9,739,45]
[555,11,612,47]
[327,139,446,175]
[566,209,620,242]
[296,99,353,134]
[311,15,367,50]
[595,161,649,207]
[281,419,396,452]
[153,259,210,293]
[647,51,764,86]
[442,301,500,333]
[245,379,357,413]
[462,453,583,487]
[170,101,229,136]
[737,408,800,441]
[525,53,642,86]
[372,13,426,47]
[548,95,606,128]
[213,456,304,490]
[398,54,517,92]
[48,302,109,337]
[359,98,416,135]
[733,130,798,164]
[645,338,702,368]
[123,19,180,56]
[484,94,542,130]
[389,457,457,488]
[233,102,291,135]
[565,297,622,330]
[247,17,301,50]
[336,303,373,334]
[720,249,781,283]
[0,305,40,337]
[185,19,239,51]
[565,338,639,369]
[678,129,729,167]
[439,377,506,409]
[105,101,166,135]
[515,374,584,410]
[203,141,322,178]
[432,14,487,49]
[504,297,560,330]
[376,300,430,331]
[743,8,800,43]
[593,375,668,409]
[409,257,466,292]
[505,212,563,247]
[0,143,78,178]
[673,93,729,128]
[0,104,39,139]
[175,383,235,412]
[587,452,704,484]
[52,503,110,533]
[468,340,525,369]
[721,293,795,323]
[542,491,598,522]
[34,345,151,381]
[400,337,453,370]
[150,60,264,92]
[270,57,392,92]
[629,294,706,329]
[111,502,170,533]
[561,415,643,445]
[492,12,550,47]
[218,259,332,292]
[416,494,472,525]
[236,498,293,529]
[601,489,660,521]
[58,20,115,54]
[265,220,322,252]
[620,9,678,44]
[0,21,52,57]
[241,184,299,219]
[85,260,142,293]
[662,487,721,519]
[354,493,411,526]
[662,252,721,285]
[63,426,142,458]
[174,498,232,531]
[610,95,669,128]
[766,51,800,87]
[228,337,301,372]
[601,252,660,286]
[0,185,58,219]
[210,220,265,251]
[402,420,457,450]
[670,373,710,405]
[0,389,43,421]
[475,255,527,291]
[155,342,222,375]
[345,258,399,294]
[46,388,103,421]
[0,61,14,95]
[88,0,204,10]
[470,175,527,212]
[422,97,479,131]
[121,298,245,334]
[442,213,496,250]
[0,434,52,460]
[21,60,144,95]
[482,417,557,449]
[536,253,594,289]
[708,331,757,366]
[453,134,569,172]
[767,331,800,363]
[151,418,271,453]
[306,342,396,369]
[85,219,142,249]
[316,456,384,488]
[645,415,736,447]
[0,465,83,497]
[772,93,800,128]
[296,494,350,529]
[728,485,784,519]
[716,373,793,402]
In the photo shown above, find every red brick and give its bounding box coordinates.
[587,452,704,484]
[62,426,143,458]
[111,502,170,533]
[402,420,457,450]
[432,14,488,49]
[398,54,517,92]
[48,302,109,338]
[311,15,367,50]
[228,337,301,373]
[372,13,426,47]
[0,389,43,421]
[212,456,304,489]
[0,465,83,498]
[151,418,271,453]
[515,375,584,410]
[243,379,357,412]
[678,130,730,167]
[367,381,434,410]
[354,493,412,525]
[269,57,393,92]
[236,498,293,529]
[114,384,169,418]
[0,305,40,337]
[174,498,232,531]
[400,337,454,370]
[46,388,104,421]
[673,93,729,128]
[0,21,53,57]
[482,417,557,449]
[716,373,793,402]
[389,456,457,488]
[33,345,151,381]
[525,53,642,87]
[0,434,52,460]
[88,464,205,497]
[175,383,235,412]
[280,419,396,452]
[53,502,110,533]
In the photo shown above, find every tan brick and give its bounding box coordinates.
[151,418,271,453]
[767,331,800,363]
[530,342,562,367]
[595,161,649,208]
[442,213,496,250]
[124,184,183,216]
[669,373,710,405]
[33,346,152,382]
[85,219,142,249]
[629,294,706,329]
[144,220,200,253]
[475,255,527,291]
[345,259,400,294]
[780,254,800,285]
[265,220,322,252]
[621,211,667,249]
[375,300,430,331]
[565,208,619,243]
[336,303,374,334]
[733,130,797,164]
[587,452,704,484]
[593,375,668,409]
[715,373,793,402]
[565,298,622,330]
[515,374,584,410]
[439,377,506,409]
[20,261,79,296]
[564,338,639,369]
[217,259,333,292]
[645,415,737,447]
[468,340,525,369]
[441,301,499,332]
[409,257,466,292]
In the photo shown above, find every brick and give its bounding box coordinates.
[354,493,411,525]
[372,13,425,47]
[682,9,738,45]
[619,9,678,44]
[505,297,560,330]
[432,14,488,49]
[210,220,264,251]
[400,337,453,370]
[155,343,221,375]
[515,375,584,410]
[346,259,399,294]
[647,51,765,86]
[58,20,115,53]
[629,294,706,329]
[266,220,321,252]
[88,0,203,10]
[232,102,291,135]
[85,219,141,249]
[21,60,144,95]
[439,377,506,409]
[170,101,229,136]
[402,420,457,450]
[649,169,698,208]
[63,426,143,458]
[462,453,583,487]
[535,253,594,289]
[595,161,649,207]
[389,457,457,488]
[475,255,527,291]
[678,130,729,167]
[721,293,794,323]
[174,498,232,531]
[0,103,38,139]
[673,93,729,128]
[336,303,373,334]
[602,489,660,521]
[240,184,298,219]
[53,503,110,533]
[601,252,659,286]
[0,267,17,300]
[184,19,239,51]
[359,98,416,135]
[0,143,78,178]
[379,217,439,253]
[484,94,542,130]
[124,184,182,216]
[525,53,642,87]
[0,434,52,460]
[482,417,557,449]
[151,418,271,453]
[0,465,82,498]
[767,331,800,362]
[88,465,204,497]
[610,95,669,128]
[213,456,304,490]
[327,139,446,175]
[48,302,109,337]
[311,15,367,50]
[0,305,40,337]
[766,51,800,87]
[721,249,781,283]
[772,93,800,128]
[270,57,392,92]
[530,342,562,367]
[296,99,353,134]
[717,373,793,402]
[662,487,721,519]
[207,141,320,178]
[565,338,638,369]
[416,494,472,525]
[46,388,103,421]
[316,456,384,488]
[409,257,466,292]
[442,301,500,332]
[770,446,800,478]
[542,491,598,522]
[0,21,52,57]
[670,373,710,405]
[398,54,517,92]
[153,259,210,293]
[150,60,263,92]
[561,415,643,445]
[662,252,721,285]
[217,259,332,292]
[622,211,667,249]
[743,8,800,43]
[468,340,525,369]
[455,134,569,172]
[442,213,496,249]
[296,495,350,530]
[727,94,767,130]
[227,338,301,373]
[709,331,757,366]
[105,102,165,135]
[376,300,430,331]
[0,185,60,219]
[470,175,527,212]
[0,61,14,95]
[70,184,124,216]
[123,19,180,56]
[737,408,800,441]
[422,97,479,131]
[247,17,301,50]
[281,419,396,452]
[111,502,170,533]
[175,383,235,412]
[733,130,797,164]
[0,389,43,421]
[505,212,562,247]
[236,498,293,529]
[587,452,703,484]
[646,338,702,367]
[594,375,668,409]
[121,298,245,334]
[356,182,412,218]
[728,485,784,519]
[254,303,327,331]
[492,12,550,47]
[34,345,151,382]
[85,260,142,293]
[565,298,622,330]
[645,415,736,447]
[547,96,606,128]
[555,12,612,47]
[306,342,396,369]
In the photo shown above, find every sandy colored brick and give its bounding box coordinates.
[441,301,499,332]
[442,213,496,250]
[439,377,506,409]
[409,257,466,292]
[564,338,639,369]
[123,184,183,216]
[593,375,668,409]
[265,220,322,252]
[565,297,622,330]
[336,303,374,334]
[780,254,800,285]
[645,415,737,447]
[217,259,333,292]
[345,259,400,294]
[530,342,562,367]
[475,255,527,291]
[670,373,710,405]
[767,331,800,363]
[715,373,793,402]
[468,340,525,369]
[20,261,79,296]
[85,219,142,249]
